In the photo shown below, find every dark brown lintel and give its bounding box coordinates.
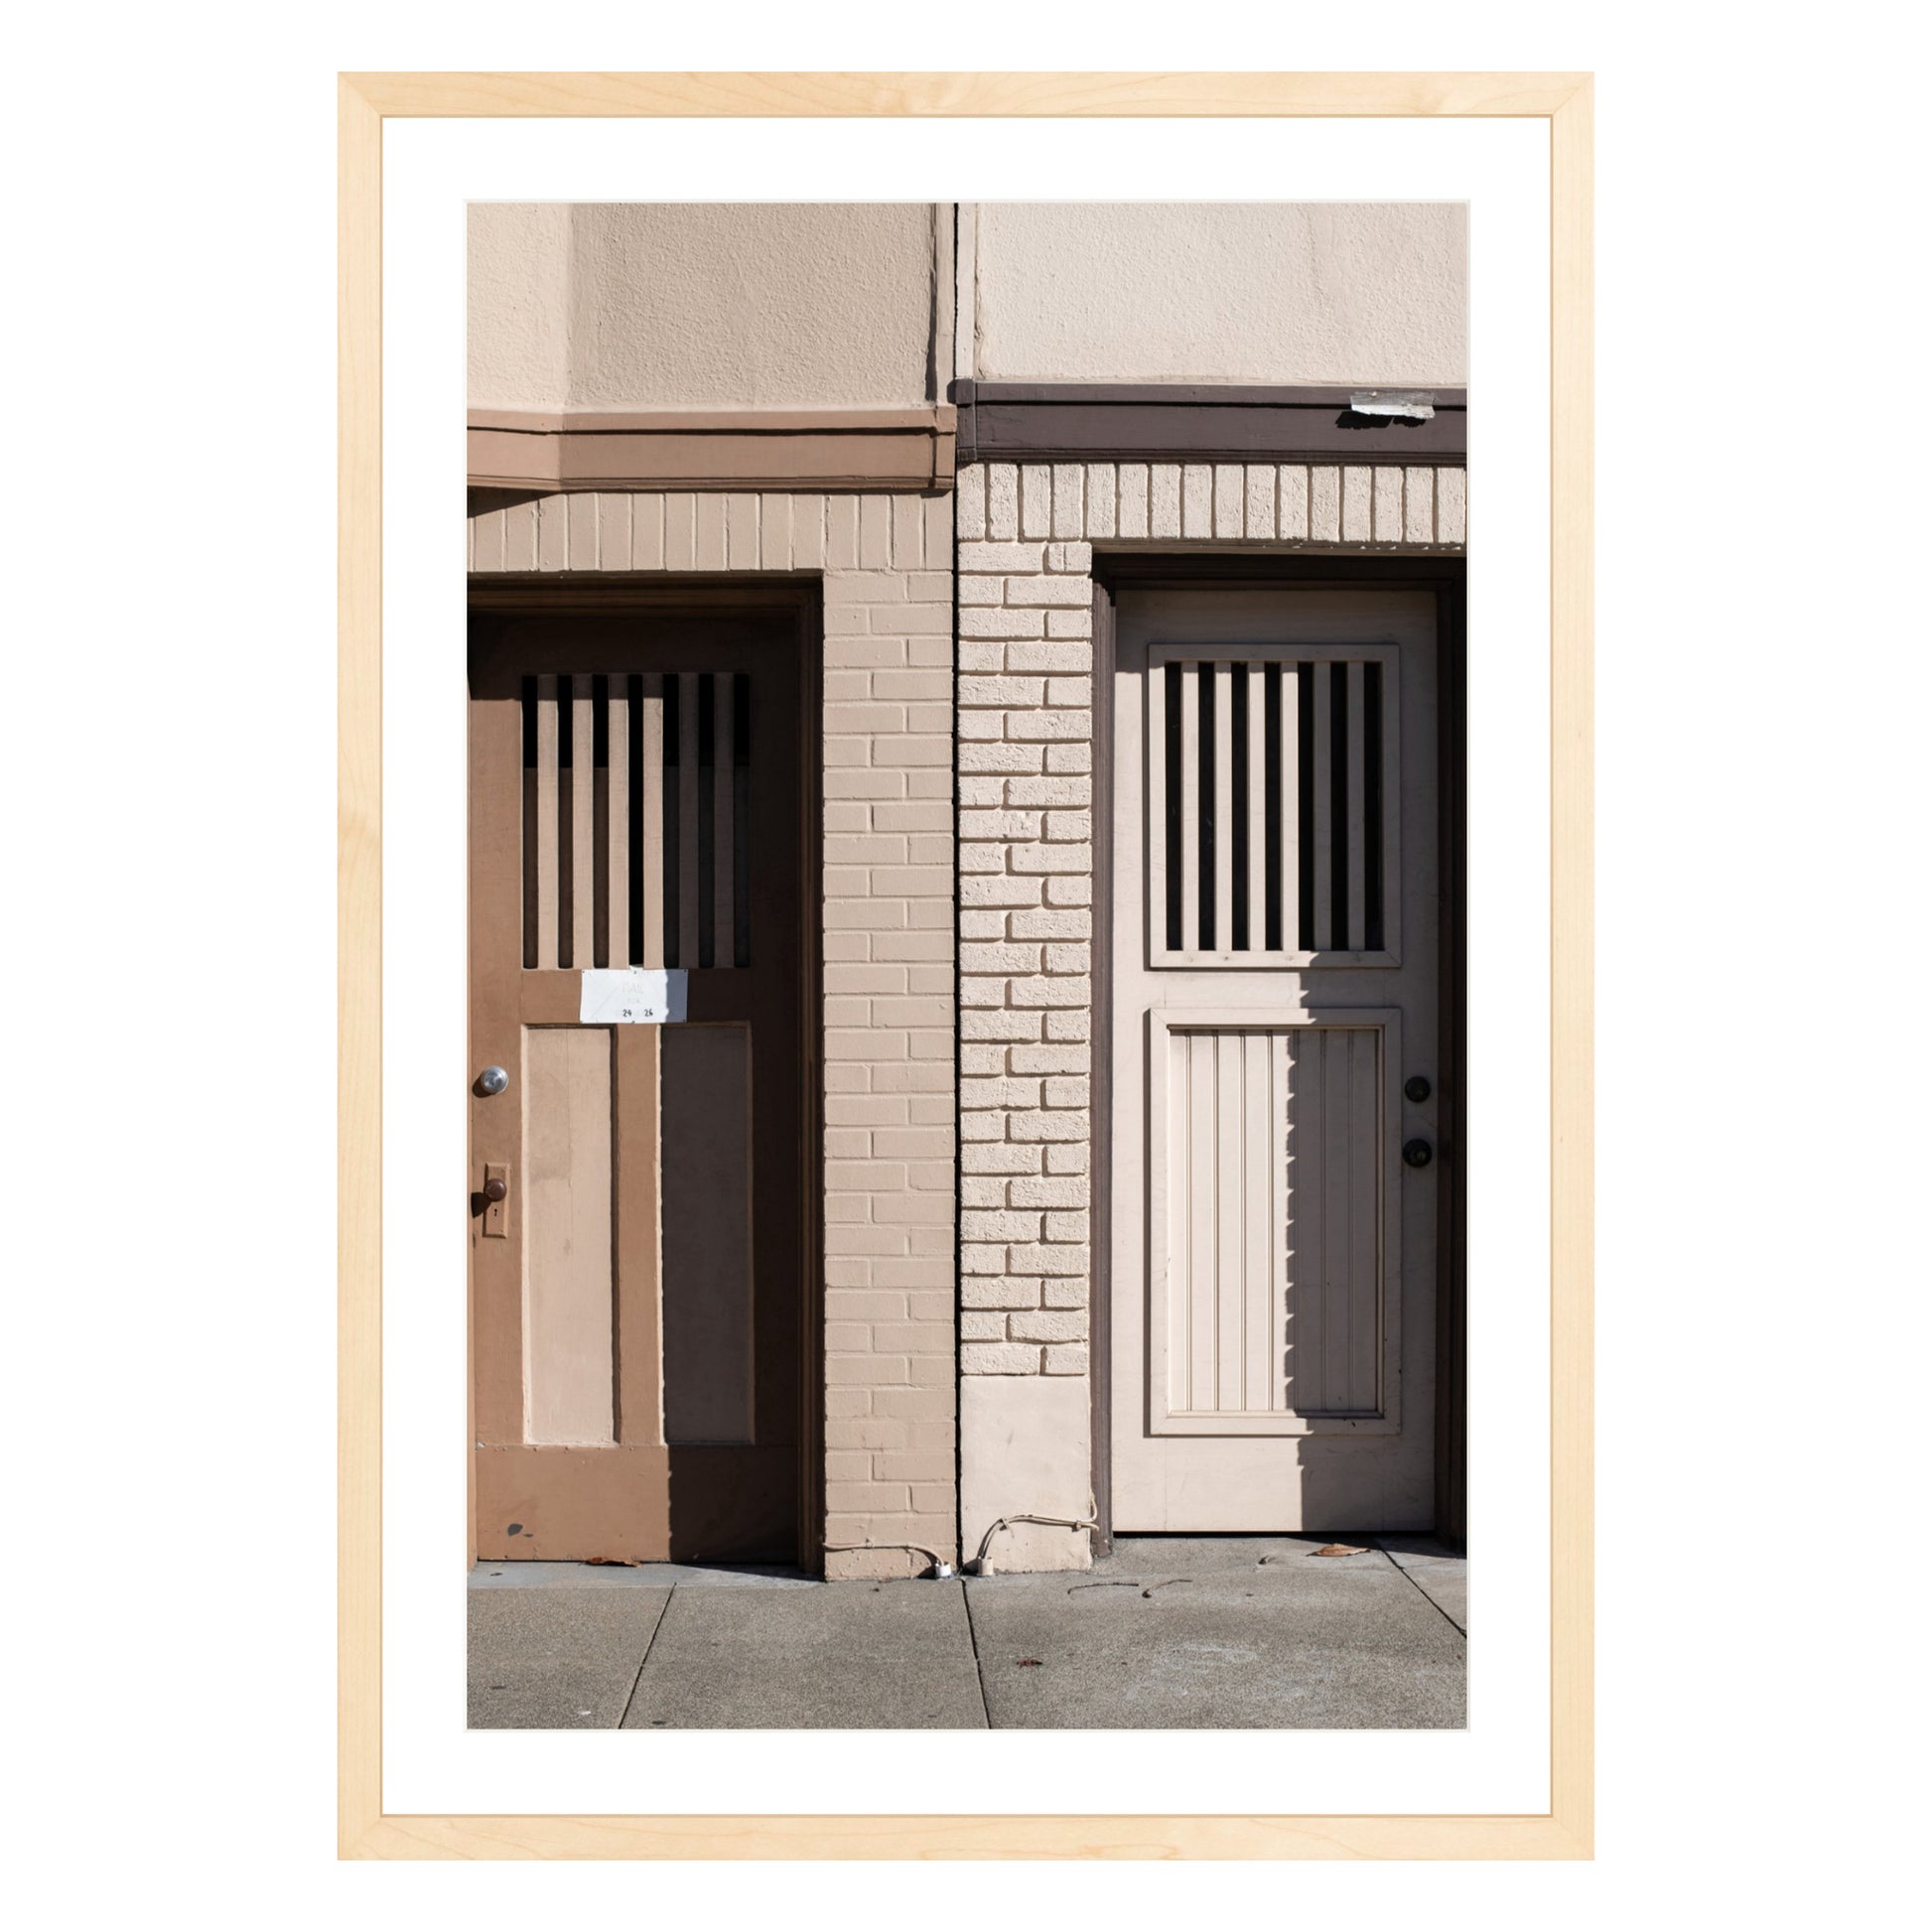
[951,381,1465,466]
[468,405,957,492]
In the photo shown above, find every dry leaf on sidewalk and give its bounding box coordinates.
[1314,1544,1369,1558]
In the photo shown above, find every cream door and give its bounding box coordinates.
[1110,587,1440,1531]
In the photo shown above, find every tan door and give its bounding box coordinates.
[469,605,810,1564]
[1110,587,1440,1531]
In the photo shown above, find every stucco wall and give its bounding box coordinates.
[964,203,1467,386]
[468,204,946,412]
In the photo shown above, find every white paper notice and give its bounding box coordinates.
[578,967,688,1025]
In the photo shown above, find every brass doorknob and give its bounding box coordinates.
[483,1175,508,1202]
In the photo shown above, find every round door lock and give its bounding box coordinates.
[476,1065,509,1097]
[1402,1138,1434,1169]
[483,1175,508,1203]
[1404,1075,1432,1105]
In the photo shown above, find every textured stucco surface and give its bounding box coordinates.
[468,203,572,412]
[468,204,941,411]
[970,203,1467,385]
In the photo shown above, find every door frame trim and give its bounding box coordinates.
[465,574,826,1572]
[1088,553,1467,1553]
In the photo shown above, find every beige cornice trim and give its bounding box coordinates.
[468,405,958,491]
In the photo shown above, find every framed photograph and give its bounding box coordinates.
[340,71,1592,1859]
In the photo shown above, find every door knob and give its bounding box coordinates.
[476,1065,509,1097]
[1402,1138,1433,1169]
[1404,1075,1432,1104]
[481,1162,510,1237]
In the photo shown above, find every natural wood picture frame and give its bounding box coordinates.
[339,69,1592,1861]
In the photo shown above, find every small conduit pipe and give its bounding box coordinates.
[822,1542,955,1580]
[965,1502,1099,1577]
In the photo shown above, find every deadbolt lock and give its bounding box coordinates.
[1402,1139,1434,1170]
[1404,1075,1432,1104]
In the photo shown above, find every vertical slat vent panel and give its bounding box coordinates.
[1155,1023,1384,1428]
[522,671,751,969]
[1148,649,1396,965]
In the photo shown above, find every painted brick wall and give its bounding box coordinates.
[951,458,1464,1571]
[470,488,958,1581]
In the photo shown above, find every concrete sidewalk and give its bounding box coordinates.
[470,1534,1465,1729]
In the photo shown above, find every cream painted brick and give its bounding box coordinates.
[1042,1277,1088,1309]
[1003,1110,1090,1143]
[1010,843,1091,874]
[1244,465,1277,538]
[1044,540,1093,573]
[959,540,1046,572]
[959,607,1046,639]
[1279,466,1311,541]
[1078,467,1113,538]
[1045,1142,1088,1173]
[1440,467,1466,543]
[959,1139,1042,1173]
[957,465,986,540]
[1044,1007,1091,1039]
[1042,680,1091,710]
[1405,466,1435,544]
[880,604,953,636]
[538,493,568,569]
[1043,746,1093,775]
[1010,1310,1087,1343]
[1150,464,1181,537]
[1042,947,1090,978]
[1005,576,1090,607]
[1311,467,1342,542]
[1006,711,1091,743]
[1007,777,1090,808]
[959,942,1041,974]
[1008,1243,1089,1276]
[1373,466,1404,541]
[1009,908,1089,941]
[960,1011,1042,1042]
[1213,464,1244,536]
[1050,464,1084,537]
[1021,465,1052,538]
[859,496,894,568]
[958,675,1045,708]
[1046,608,1094,638]
[958,809,1041,840]
[961,1275,1043,1310]
[1342,466,1373,541]
[986,464,1019,540]
[1182,464,1213,536]
[1044,1344,1089,1375]
[1009,1173,1089,1204]
[1006,639,1091,671]
[959,575,1005,606]
[961,1209,1041,1242]
[958,743,1043,774]
[961,1311,1007,1340]
[1118,463,1151,538]
[962,1342,1040,1374]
